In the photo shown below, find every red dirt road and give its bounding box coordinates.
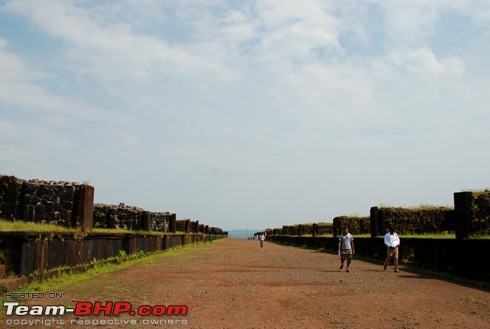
[6,239,490,328]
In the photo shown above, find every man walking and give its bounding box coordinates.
[384,226,400,272]
[259,233,265,248]
[338,227,355,272]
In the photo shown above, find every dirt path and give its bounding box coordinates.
[8,239,490,328]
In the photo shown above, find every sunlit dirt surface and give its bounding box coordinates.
[7,239,490,328]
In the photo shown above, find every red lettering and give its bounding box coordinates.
[74,302,93,316]
[75,301,189,317]
[166,305,188,316]
[113,302,132,315]
[93,302,113,316]
[137,305,152,316]
[152,305,166,316]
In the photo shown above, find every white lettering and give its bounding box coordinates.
[3,302,19,315]
[29,306,43,315]
[45,305,66,315]
[16,305,29,316]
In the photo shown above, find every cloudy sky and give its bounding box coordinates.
[1,0,489,231]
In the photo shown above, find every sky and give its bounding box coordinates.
[1,0,489,231]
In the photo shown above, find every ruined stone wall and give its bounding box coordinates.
[276,222,333,236]
[377,206,454,235]
[333,216,370,236]
[22,180,78,226]
[0,175,205,233]
[268,190,490,240]
[0,176,23,220]
[273,208,453,238]
[472,191,490,234]
[0,175,87,228]
[1,175,226,235]
[93,203,143,230]
[145,211,171,232]
[176,219,186,232]
[93,203,176,232]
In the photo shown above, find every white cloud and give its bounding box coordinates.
[253,0,341,69]
[4,0,239,86]
[0,37,70,113]
[381,48,465,77]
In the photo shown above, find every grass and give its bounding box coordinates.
[24,250,169,292]
[0,219,72,232]
[284,232,490,239]
[377,203,453,210]
[399,232,456,239]
[92,228,188,235]
[0,219,191,236]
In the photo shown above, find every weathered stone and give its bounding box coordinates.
[73,184,94,232]
[34,203,46,222]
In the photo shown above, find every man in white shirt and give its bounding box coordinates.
[338,227,355,272]
[259,234,265,248]
[383,226,400,272]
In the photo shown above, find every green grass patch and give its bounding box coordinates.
[274,232,490,240]
[399,232,456,239]
[0,219,72,232]
[468,234,490,239]
[0,219,196,236]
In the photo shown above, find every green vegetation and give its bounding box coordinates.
[92,227,147,234]
[398,232,455,239]
[0,219,72,232]
[280,232,490,239]
[0,219,191,236]
[377,203,453,210]
[290,221,333,226]
[468,233,490,239]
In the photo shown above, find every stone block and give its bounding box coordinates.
[73,185,94,232]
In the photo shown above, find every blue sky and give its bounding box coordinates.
[1,0,489,231]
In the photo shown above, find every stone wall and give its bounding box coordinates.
[472,191,490,234]
[0,175,226,236]
[376,206,454,235]
[278,222,334,237]
[333,216,370,236]
[271,207,455,238]
[270,192,489,238]
[0,176,23,220]
[0,175,89,228]
[93,203,175,232]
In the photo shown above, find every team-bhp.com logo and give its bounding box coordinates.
[3,300,189,326]
[4,301,188,316]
